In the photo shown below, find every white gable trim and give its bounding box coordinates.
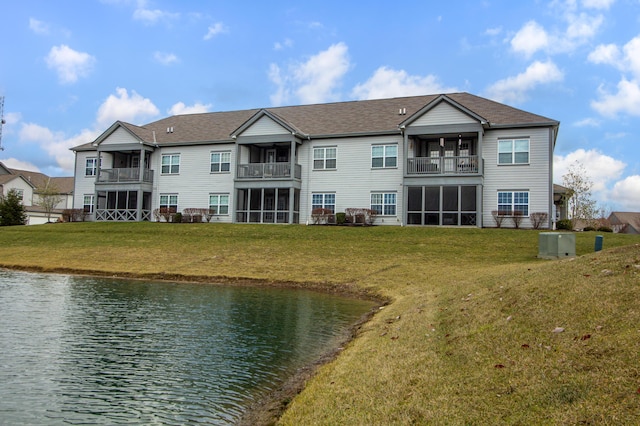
[409,101,478,127]
[239,115,291,137]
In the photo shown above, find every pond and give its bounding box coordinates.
[0,269,375,425]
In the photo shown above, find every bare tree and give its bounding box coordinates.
[562,161,597,223]
[35,179,64,223]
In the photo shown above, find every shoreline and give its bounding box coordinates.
[1,264,388,425]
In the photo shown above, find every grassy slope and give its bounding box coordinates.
[1,223,639,424]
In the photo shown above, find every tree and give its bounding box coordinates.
[0,189,27,226]
[35,179,64,222]
[562,161,597,223]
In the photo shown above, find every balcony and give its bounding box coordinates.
[407,156,480,175]
[236,162,301,180]
[97,168,154,183]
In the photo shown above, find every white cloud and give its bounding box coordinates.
[274,38,293,51]
[153,51,178,65]
[133,1,179,25]
[581,0,616,10]
[610,175,640,211]
[591,78,640,117]
[574,117,601,127]
[204,22,228,40]
[554,148,625,192]
[168,102,212,115]
[485,26,502,36]
[484,60,564,103]
[351,67,457,100]
[29,18,50,35]
[511,21,549,58]
[45,45,96,84]
[587,43,621,67]
[269,43,350,106]
[0,158,41,172]
[18,123,100,172]
[96,87,159,128]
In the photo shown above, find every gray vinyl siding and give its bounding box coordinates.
[410,102,477,126]
[153,144,236,222]
[299,135,404,225]
[240,116,288,136]
[72,151,97,212]
[99,127,139,145]
[482,128,552,228]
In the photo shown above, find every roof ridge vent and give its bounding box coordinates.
[166,126,174,133]
[398,107,407,115]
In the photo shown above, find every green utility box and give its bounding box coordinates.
[538,232,576,259]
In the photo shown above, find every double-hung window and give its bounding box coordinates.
[83,194,94,213]
[311,193,336,213]
[210,152,231,173]
[498,139,529,164]
[209,194,229,215]
[159,194,178,213]
[313,147,337,170]
[85,158,98,176]
[371,192,397,215]
[497,191,529,216]
[161,154,180,174]
[372,144,397,168]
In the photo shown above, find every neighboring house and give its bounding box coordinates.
[608,212,640,234]
[553,183,570,223]
[0,162,74,225]
[71,92,560,228]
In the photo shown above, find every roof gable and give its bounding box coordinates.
[405,96,482,127]
[233,110,299,138]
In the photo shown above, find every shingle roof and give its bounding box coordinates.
[609,212,640,233]
[75,92,558,149]
[8,168,74,194]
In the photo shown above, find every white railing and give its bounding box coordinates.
[95,209,151,221]
[406,156,479,175]
[236,163,301,179]
[97,168,154,183]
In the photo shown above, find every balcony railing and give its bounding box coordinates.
[97,168,154,183]
[407,156,480,175]
[236,162,301,179]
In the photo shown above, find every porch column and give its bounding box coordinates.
[289,139,297,224]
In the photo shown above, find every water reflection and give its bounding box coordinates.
[0,270,373,425]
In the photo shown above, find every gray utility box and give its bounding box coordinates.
[538,232,576,259]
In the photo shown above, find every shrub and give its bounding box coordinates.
[153,207,176,223]
[511,210,524,229]
[336,212,346,225]
[583,226,596,232]
[491,210,509,228]
[311,208,333,225]
[597,226,613,233]
[530,212,549,229]
[173,212,182,223]
[62,209,86,222]
[556,219,573,230]
[344,208,377,225]
[0,189,27,226]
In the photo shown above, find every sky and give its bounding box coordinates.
[1,0,639,212]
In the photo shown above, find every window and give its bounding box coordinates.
[371,193,397,215]
[372,144,397,168]
[14,189,24,202]
[210,152,231,172]
[159,194,178,212]
[498,139,529,164]
[161,154,180,174]
[311,193,335,213]
[83,194,94,213]
[313,147,337,170]
[498,191,529,216]
[85,158,98,176]
[209,194,229,215]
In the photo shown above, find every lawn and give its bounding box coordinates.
[1,222,639,424]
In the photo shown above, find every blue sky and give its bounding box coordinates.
[1,0,639,211]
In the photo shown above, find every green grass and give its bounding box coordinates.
[1,222,639,424]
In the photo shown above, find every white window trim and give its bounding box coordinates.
[161,154,181,175]
[83,194,94,213]
[497,138,530,165]
[370,192,397,216]
[85,157,98,177]
[210,151,231,173]
[497,190,530,216]
[159,193,179,212]
[311,193,336,213]
[313,146,337,170]
[371,144,398,169]
[209,193,230,215]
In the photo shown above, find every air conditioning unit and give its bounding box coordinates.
[538,232,576,259]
